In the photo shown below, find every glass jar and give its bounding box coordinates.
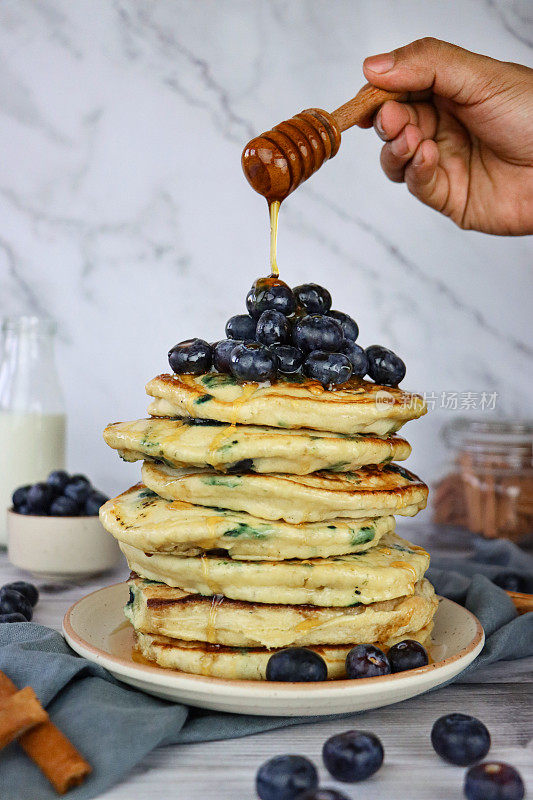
[0,317,66,545]
[433,418,533,541]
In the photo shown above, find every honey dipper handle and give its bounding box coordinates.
[332,83,408,132]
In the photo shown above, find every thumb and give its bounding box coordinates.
[363,37,509,105]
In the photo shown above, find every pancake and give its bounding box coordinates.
[103,417,411,475]
[146,373,427,435]
[126,576,438,648]
[100,485,394,560]
[119,531,431,607]
[141,461,428,524]
[134,623,434,680]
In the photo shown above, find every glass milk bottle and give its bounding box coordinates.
[0,317,66,545]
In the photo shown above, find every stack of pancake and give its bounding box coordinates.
[100,371,436,680]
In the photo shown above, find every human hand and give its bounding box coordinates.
[362,38,533,235]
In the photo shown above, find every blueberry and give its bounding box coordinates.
[26,482,55,515]
[299,791,350,800]
[12,485,31,509]
[271,345,304,374]
[342,341,369,377]
[431,713,491,766]
[3,581,39,607]
[256,755,318,800]
[345,644,391,679]
[64,478,91,505]
[225,314,257,341]
[464,762,524,800]
[388,639,428,673]
[328,311,359,342]
[492,571,529,593]
[323,730,384,783]
[366,345,406,386]
[229,342,277,383]
[266,648,328,682]
[293,315,344,353]
[303,352,352,387]
[0,613,28,623]
[85,491,109,516]
[293,283,332,314]
[0,588,33,621]
[168,338,212,375]
[49,495,81,516]
[256,310,290,346]
[247,277,296,319]
[213,339,241,373]
[47,470,70,492]
[16,504,31,515]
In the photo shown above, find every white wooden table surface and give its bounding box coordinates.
[1,525,531,800]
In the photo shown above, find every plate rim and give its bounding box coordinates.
[62,582,484,697]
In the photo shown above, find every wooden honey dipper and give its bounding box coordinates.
[242,83,408,202]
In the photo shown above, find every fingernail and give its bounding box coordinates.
[374,110,386,139]
[391,132,408,157]
[364,52,395,74]
[413,147,425,166]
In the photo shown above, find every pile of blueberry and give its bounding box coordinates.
[265,639,429,683]
[256,715,524,800]
[0,581,38,623]
[168,277,406,388]
[11,471,109,517]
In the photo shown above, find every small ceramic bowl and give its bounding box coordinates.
[7,508,120,581]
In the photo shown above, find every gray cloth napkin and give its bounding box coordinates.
[0,538,532,800]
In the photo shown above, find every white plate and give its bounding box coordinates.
[63,583,484,717]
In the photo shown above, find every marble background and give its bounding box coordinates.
[0,0,532,506]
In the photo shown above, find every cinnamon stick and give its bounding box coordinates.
[0,687,48,749]
[0,672,91,794]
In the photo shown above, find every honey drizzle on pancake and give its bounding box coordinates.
[205,594,225,643]
[200,554,223,595]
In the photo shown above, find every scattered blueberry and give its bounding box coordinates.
[12,485,30,509]
[266,648,328,682]
[256,310,291,346]
[229,342,277,382]
[293,283,332,314]
[293,315,344,353]
[492,572,529,594]
[47,470,70,492]
[0,588,33,621]
[168,338,212,375]
[49,495,81,516]
[366,345,406,386]
[16,504,31,515]
[85,491,109,516]
[256,755,318,800]
[345,644,391,679]
[247,277,296,319]
[0,613,28,623]
[431,714,491,766]
[388,639,429,673]
[323,730,384,783]
[299,790,350,800]
[212,339,240,373]
[225,314,257,341]
[271,344,304,374]
[304,351,352,386]
[64,478,92,505]
[464,762,524,800]
[26,483,55,514]
[328,310,359,341]
[342,341,369,377]
[3,581,39,607]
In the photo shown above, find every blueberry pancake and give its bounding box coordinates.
[141,462,428,524]
[145,373,427,436]
[103,417,411,475]
[134,622,434,680]
[119,532,430,607]
[100,485,394,560]
[126,576,438,648]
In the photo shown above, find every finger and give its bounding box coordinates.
[363,37,511,105]
[404,139,452,214]
[379,124,424,183]
[374,100,438,143]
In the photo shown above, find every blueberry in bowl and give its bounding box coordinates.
[345,644,391,679]
[388,639,429,673]
[266,647,328,682]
